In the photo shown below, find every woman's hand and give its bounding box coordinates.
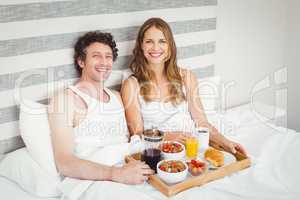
[221,139,247,156]
[163,131,191,145]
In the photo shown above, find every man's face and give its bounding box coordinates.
[78,42,113,82]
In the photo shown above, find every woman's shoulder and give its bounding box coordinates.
[122,75,139,89]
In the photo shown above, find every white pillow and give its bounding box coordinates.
[198,76,220,113]
[19,100,57,176]
[0,148,61,197]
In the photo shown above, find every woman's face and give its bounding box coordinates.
[142,26,169,66]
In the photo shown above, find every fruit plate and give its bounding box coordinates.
[127,142,251,197]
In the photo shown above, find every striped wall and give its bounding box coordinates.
[0,0,217,154]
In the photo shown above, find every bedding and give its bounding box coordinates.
[0,103,297,200]
[19,100,58,176]
[0,148,61,198]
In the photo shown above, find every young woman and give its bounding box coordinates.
[121,18,246,155]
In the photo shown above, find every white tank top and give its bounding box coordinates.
[68,85,129,158]
[134,78,196,133]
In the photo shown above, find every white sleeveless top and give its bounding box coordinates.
[134,78,196,133]
[68,85,129,158]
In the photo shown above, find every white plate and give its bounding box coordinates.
[198,151,236,169]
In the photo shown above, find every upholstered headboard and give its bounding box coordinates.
[0,0,217,154]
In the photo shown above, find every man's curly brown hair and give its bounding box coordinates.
[73,31,118,75]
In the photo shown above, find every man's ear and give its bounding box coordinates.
[77,58,85,68]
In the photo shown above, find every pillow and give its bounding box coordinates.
[0,148,61,197]
[198,75,220,113]
[19,99,58,176]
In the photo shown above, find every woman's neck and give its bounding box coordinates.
[148,63,166,84]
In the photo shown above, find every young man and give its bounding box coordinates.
[48,31,153,185]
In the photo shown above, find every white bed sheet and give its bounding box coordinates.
[0,176,59,200]
[1,103,298,200]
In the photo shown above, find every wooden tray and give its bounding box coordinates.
[126,141,251,197]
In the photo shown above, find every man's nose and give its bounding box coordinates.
[99,56,108,65]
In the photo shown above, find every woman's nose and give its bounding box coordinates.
[152,42,160,50]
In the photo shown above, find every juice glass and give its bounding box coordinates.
[185,137,199,159]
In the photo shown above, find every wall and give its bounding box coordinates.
[0,0,218,153]
[285,0,300,131]
[215,0,287,122]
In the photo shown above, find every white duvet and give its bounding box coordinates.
[63,123,299,200]
[1,104,299,200]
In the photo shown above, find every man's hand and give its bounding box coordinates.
[111,158,154,185]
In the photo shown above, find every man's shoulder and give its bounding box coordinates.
[110,89,123,104]
[49,87,76,107]
[110,89,120,97]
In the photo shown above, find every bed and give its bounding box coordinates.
[1,102,298,200]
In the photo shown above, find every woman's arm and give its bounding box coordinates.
[121,77,144,136]
[183,69,247,155]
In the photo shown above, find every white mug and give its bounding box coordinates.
[194,127,210,152]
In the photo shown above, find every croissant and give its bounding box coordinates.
[204,148,224,167]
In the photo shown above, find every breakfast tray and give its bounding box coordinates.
[127,141,251,197]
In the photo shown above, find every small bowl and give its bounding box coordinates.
[186,159,208,176]
[161,141,186,160]
[157,160,188,184]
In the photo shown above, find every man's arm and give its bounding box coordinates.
[48,89,153,184]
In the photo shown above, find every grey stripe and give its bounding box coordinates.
[0,65,213,125]
[0,135,25,154]
[0,0,217,23]
[192,65,214,78]
[0,18,216,57]
[0,42,215,92]
[178,42,215,59]
[0,105,19,124]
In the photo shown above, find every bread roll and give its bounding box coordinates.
[204,148,224,167]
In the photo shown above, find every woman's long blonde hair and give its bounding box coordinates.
[129,18,185,105]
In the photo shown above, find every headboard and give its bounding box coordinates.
[0,0,217,154]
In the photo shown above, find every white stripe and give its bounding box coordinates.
[178,54,215,69]
[0,0,75,5]
[0,6,217,40]
[0,121,19,140]
[0,70,124,108]
[175,30,216,47]
[0,30,216,75]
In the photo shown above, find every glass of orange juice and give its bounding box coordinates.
[185,137,199,159]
